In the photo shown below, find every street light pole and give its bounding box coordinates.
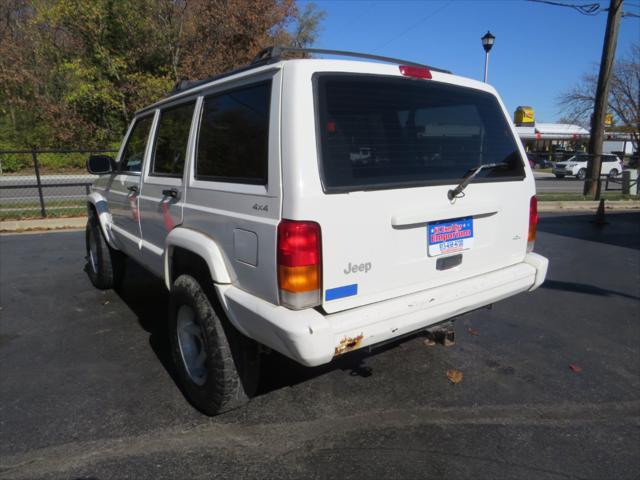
[481,31,495,83]
[484,51,490,83]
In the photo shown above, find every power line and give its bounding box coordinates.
[526,0,602,15]
[372,0,453,52]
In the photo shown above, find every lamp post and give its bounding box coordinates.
[481,31,495,83]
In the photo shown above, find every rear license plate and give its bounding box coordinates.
[427,217,474,257]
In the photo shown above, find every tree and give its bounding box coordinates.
[288,2,326,49]
[0,0,325,148]
[558,43,639,150]
[179,0,324,79]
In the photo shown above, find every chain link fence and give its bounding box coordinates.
[0,149,117,220]
[0,148,636,221]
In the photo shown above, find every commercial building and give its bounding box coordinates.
[512,106,636,158]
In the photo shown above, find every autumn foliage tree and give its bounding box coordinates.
[0,0,324,149]
[558,44,639,151]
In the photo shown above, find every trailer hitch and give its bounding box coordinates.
[424,321,455,347]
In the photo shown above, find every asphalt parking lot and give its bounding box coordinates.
[1,212,639,479]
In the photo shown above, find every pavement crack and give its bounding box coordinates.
[1,400,638,479]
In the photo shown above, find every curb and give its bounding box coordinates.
[538,201,640,213]
[0,216,86,233]
[1,201,639,233]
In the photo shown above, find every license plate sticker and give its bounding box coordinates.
[427,217,474,257]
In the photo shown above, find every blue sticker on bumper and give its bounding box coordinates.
[325,284,358,301]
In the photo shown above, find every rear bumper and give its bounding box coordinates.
[216,253,549,367]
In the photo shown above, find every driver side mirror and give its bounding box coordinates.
[87,155,115,174]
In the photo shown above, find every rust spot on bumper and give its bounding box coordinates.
[334,334,364,356]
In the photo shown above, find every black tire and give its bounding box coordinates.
[169,274,260,416]
[555,174,565,179]
[609,169,619,178]
[577,169,586,181]
[85,213,125,289]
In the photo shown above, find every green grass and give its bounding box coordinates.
[0,200,86,220]
[1,150,116,174]
[537,192,639,202]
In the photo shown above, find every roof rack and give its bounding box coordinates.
[251,46,452,74]
[167,46,451,97]
[168,58,274,95]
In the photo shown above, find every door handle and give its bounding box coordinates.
[162,188,179,199]
[127,185,139,194]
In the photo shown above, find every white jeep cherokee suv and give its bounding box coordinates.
[85,47,549,415]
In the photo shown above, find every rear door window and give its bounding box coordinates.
[151,101,195,177]
[316,75,524,192]
[195,81,271,185]
[120,116,153,173]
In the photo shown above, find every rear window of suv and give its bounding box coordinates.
[315,74,525,192]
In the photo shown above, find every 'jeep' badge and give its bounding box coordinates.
[343,262,372,274]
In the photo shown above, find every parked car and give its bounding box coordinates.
[85,46,549,415]
[527,153,553,169]
[552,154,623,179]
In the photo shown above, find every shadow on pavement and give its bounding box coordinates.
[112,261,180,392]
[541,279,640,301]
[111,259,395,402]
[538,212,640,250]
[96,212,640,406]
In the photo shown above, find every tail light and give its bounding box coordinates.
[528,195,538,252]
[399,65,432,79]
[277,220,322,310]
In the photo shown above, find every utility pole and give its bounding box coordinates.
[584,0,623,198]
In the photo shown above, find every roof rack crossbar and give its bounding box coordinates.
[251,46,452,74]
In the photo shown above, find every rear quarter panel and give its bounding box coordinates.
[181,69,283,305]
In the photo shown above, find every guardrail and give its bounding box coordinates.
[0,149,117,220]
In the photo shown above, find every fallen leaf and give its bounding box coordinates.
[423,338,436,347]
[569,363,582,373]
[102,300,110,306]
[467,327,479,336]
[446,369,464,384]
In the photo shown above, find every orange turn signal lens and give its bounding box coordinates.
[278,265,320,293]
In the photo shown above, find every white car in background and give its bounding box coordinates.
[553,154,623,180]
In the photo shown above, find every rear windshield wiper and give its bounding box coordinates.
[447,162,508,200]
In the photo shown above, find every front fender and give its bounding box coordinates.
[87,192,118,249]
[164,228,232,290]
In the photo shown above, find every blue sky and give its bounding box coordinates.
[300,0,640,123]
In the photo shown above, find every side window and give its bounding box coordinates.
[196,81,271,184]
[151,102,195,177]
[120,116,153,173]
